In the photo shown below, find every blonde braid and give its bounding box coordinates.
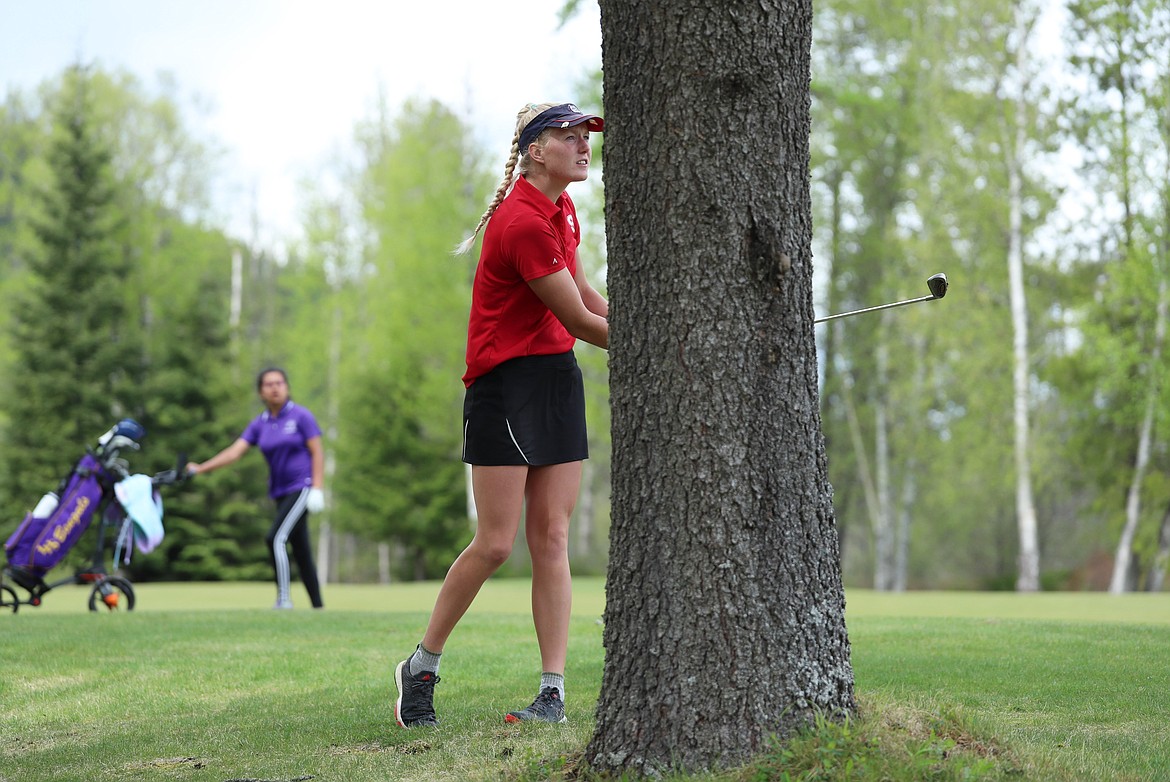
[453,102,557,256]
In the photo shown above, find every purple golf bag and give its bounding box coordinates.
[4,452,113,583]
[0,418,178,611]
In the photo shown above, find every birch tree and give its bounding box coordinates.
[1000,1,1050,591]
[810,0,952,590]
[1065,0,1170,592]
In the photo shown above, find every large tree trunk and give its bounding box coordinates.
[589,1,854,774]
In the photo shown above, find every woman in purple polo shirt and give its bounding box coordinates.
[188,367,326,610]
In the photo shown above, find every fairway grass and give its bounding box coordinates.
[2,578,1168,781]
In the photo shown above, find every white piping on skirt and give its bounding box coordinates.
[505,419,531,464]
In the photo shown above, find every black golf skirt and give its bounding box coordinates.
[462,351,589,466]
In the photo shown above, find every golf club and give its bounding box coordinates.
[815,273,948,324]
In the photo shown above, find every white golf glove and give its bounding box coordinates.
[307,488,325,513]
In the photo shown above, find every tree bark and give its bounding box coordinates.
[589,1,854,774]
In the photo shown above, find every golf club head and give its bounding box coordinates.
[927,273,948,299]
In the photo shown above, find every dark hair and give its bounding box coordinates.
[256,367,288,391]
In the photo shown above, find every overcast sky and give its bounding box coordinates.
[0,0,603,252]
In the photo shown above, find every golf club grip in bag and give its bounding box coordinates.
[4,453,109,578]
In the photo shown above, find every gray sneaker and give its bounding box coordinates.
[505,687,566,724]
[394,658,439,728]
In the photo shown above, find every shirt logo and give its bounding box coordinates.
[283,421,298,435]
[552,257,559,265]
[566,214,576,233]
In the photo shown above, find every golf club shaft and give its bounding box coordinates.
[814,294,936,324]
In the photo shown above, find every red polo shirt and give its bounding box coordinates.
[463,176,581,386]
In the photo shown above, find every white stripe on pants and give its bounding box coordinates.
[272,488,310,604]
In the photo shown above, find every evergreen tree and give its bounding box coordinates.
[1,66,144,522]
[339,368,467,580]
[1,66,271,580]
[127,225,271,582]
[330,98,491,578]
[0,91,46,472]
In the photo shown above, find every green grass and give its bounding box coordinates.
[2,578,1168,781]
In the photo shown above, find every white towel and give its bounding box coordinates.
[115,474,164,554]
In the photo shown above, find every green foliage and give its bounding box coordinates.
[0,60,618,585]
[0,90,46,389]
[336,367,469,579]
[811,1,1015,589]
[328,98,493,578]
[0,66,145,521]
[1050,0,1170,585]
[0,66,271,580]
[809,0,1129,591]
[2,0,1169,591]
[127,222,275,582]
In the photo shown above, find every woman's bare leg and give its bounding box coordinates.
[524,461,582,675]
[422,464,528,652]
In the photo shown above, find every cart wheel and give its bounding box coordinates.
[88,576,135,612]
[1,584,17,613]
